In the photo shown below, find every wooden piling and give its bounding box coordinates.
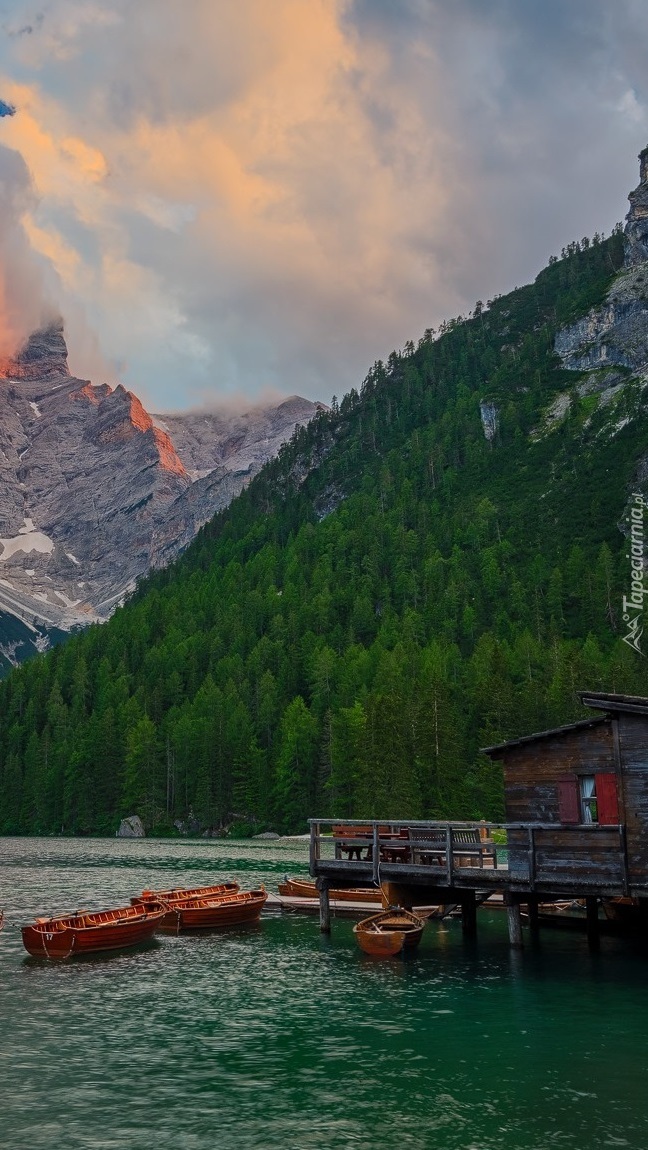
[381,881,410,909]
[506,896,523,948]
[527,897,540,941]
[461,891,477,938]
[586,896,600,950]
[318,880,331,933]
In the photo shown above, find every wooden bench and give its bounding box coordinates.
[452,828,497,869]
[408,827,497,869]
[408,827,448,866]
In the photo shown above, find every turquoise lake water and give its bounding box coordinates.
[1,836,648,1150]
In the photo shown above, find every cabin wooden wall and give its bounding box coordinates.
[502,721,613,824]
[500,721,620,888]
[617,712,648,891]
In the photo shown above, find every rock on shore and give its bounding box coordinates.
[116,815,145,838]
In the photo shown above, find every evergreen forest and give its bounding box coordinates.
[2,228,648,836]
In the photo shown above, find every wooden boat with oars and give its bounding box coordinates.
[278,877,382,904]
[21,901,168,960]
[153,887,268,934]
[602,897,648,930]
[353,907,425,957]
[131,880,239,906]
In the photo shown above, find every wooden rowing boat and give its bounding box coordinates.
[278,877,382,904]
[21,902,167,959]
[353,907,425,956]
[155,888,268,933]
[602,897,648,928]
[131,881,239,906]
[355,925,407,956]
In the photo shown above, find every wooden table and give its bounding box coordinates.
[379,841,411,863]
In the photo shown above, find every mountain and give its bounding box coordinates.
[1,150,648,837]
[156,396,327,479]
[0,329,322,670]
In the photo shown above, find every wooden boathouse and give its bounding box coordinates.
[308,692,648,946]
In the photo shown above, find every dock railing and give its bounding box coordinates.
[308,819,503,885]
[308,819,628,892]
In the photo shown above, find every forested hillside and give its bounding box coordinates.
[2,228,647,836]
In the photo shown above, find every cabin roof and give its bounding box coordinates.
[482,693,648,757]
[481,717,608,757]
[579,691,648,715]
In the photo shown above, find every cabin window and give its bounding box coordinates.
[557,773,619,825]
[580,776,598,824]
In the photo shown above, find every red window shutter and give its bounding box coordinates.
[595,772,619,825]
[557,776,580,824]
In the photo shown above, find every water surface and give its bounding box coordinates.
[2,836,647,1149]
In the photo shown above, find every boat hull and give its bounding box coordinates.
[278,877,382,904]
[353,908,425,957]
[131,881,239,906]
[157,889,268,933]
[21,904,167,959]
[603,897,648,922]
[354,926,408,956]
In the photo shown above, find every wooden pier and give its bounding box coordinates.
[308,694,648,948]
[308,818,636,947]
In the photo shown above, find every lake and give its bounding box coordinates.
[1,836,648,1150]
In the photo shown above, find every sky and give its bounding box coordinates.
[0,0,647,412]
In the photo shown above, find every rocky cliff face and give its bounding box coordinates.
[624,146,648,268]
[537,148,648,452]
[156,396,326,480]
[555,149,648,374]
[0,323,322,667]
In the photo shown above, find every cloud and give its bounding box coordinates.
[0,141,57,359]
[0,0,647,406]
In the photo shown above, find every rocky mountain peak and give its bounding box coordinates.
[3,319,69,383]
[156,394,328,481]
[127,390,189,477]
[0,320,323,667]
[553,148,648,377]
[276,395,326,417]
[92,385,188,477]
[625,145,648,268]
